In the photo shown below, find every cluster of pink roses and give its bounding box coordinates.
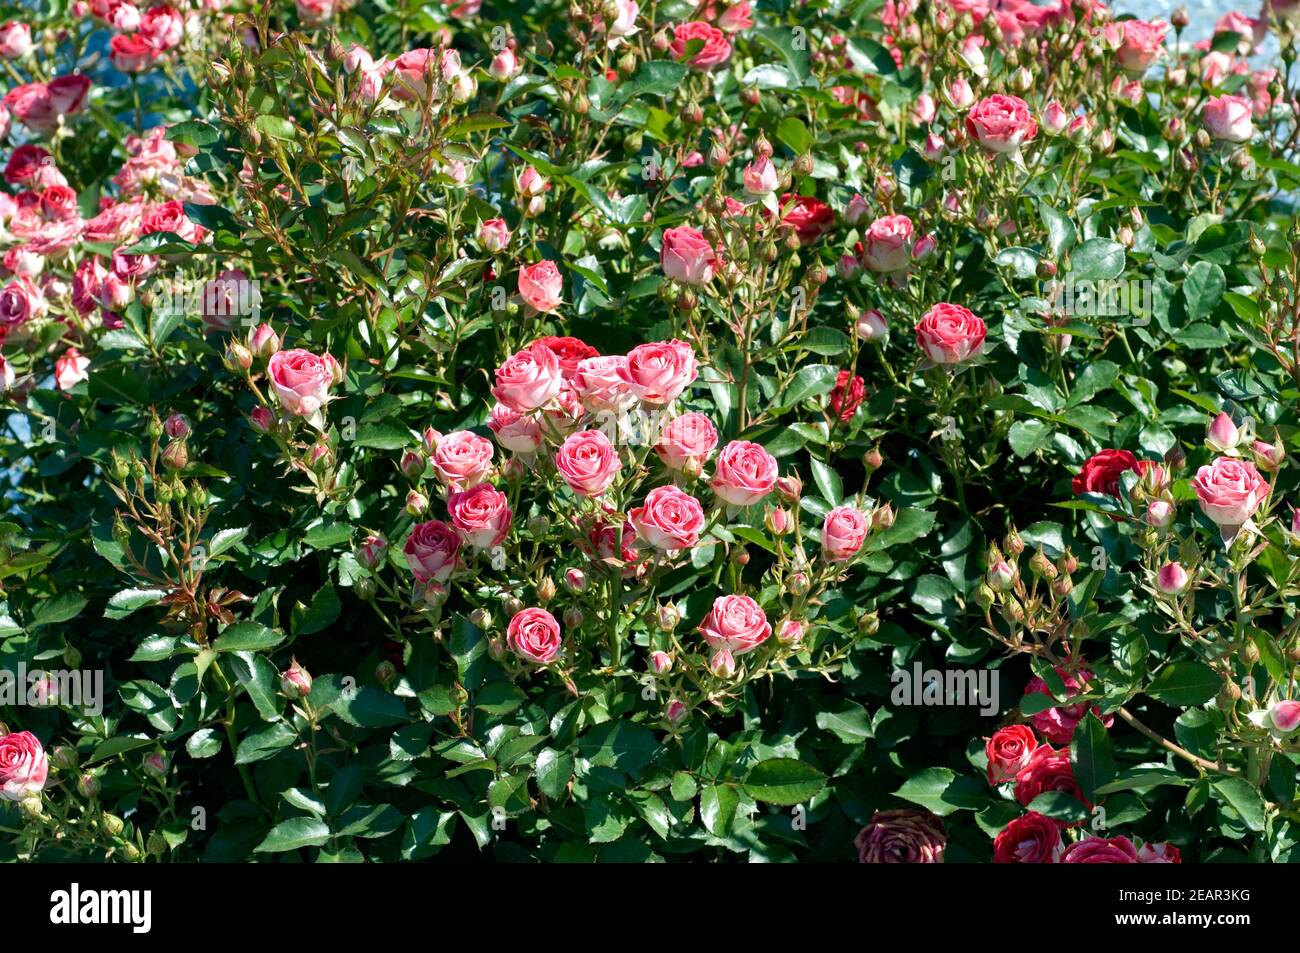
[96,3,185,74]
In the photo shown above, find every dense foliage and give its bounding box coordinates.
[2,0,1300,864]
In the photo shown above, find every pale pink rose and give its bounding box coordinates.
[111,33,155,73]
[489,48,519,81]
[860,214,914,273]
[0,275,46,328]
[670,21,732,70]
[1270,700,1300,733]
[492,343,563,413]
[518,259,563,312]
[717,2,753,32]
[698,593,771,656]
[965,94,1038,153]
[1042,101,1070,135]
[572,355,635,413]
[777,619,804,644]
[915,302,987,364]
[711,439,777,506]
[1116,19,1167,73]
[743,156,779,196]
[654,412,719,471]
[55,347,90,391]
[660,226,717,284]
[447,483,512,548]
[82,199,144,244]
[201,268,253,332]
[71,258,107,317]
[947,76,975,109]
[822,505,869,561]
[342,44,373,73]
[403,519,461,582]
[1192,457,1266,529]
[913,93,937,124]
[1202,94,1254,142]
[0,22,32,59]
[629,484,706,550]
[140,4,183,51]
[267,348,338,418]
[432,430,494,489]
[387,48,438,101]
[4,246,41,278]
[555,429,622,497]
[604,0,640,40]
[0,355,13,393]
[1206,411,1241,452]
[39,185,78,221]
[507,607,562,664]
[487,402,543,453]
[297,0,337,26]
[621,339,698,405]
[477,217,510,254]
[0,731,47,800]
[517,165,548,198]
[1136,843,1182,864]
[1156,561,1188,594]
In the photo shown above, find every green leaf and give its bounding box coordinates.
[809,457,843,506]
[1211,777,1266,832]
[32,592,87,626]
[1070,712,1115,802]
[235,722,297,764]
[1146,662,1221,706]
[1070,239,1126,281]
[253,114,298,142]
[742,758,827,805]
[1027,790,1089,824]
[213,622,284,653]
[185,728,222,759]
[254,817,330,853]
[700,784,739,836]
[1182,261,1225,322]
[104,588,167,620]
[894,767,988,815]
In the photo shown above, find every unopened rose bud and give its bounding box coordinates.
[709,648,737,678]
[856,309,888,343]
[562,606,584,629]
[162,439,188,471]
[987,560,1015,591]
[470,607,492,630]
[766,507,793,535]
[421,427,442,455]
[975,583,995,609]
[1051,575,1073,597]
[1004,528,1025,556]
[527,514,550,536]
[224,341,252,373]
[1206,411,1241,453]
[488,637,507,661]
[249,405,274,433]
[777,619,804,645]
[101,813,125,836]
[399,449,426,480]
[355,576,377,601]
[1059,550,1078,575]
[1156,561,1189,595]
[871,504,895,531]
[1145,500,1174,528]
[731,545,749,566]
[78,773,101,798]
[650,650,673,674]
[564,567,587,593]
[374,660,397,685]
[856,610,880,636]
[164,413,190,439]
[658,603,681,631]
[1171,5,1189,28]
[356,534,388,570]
[1269,700,1300,732]
[786,571,810,597]
[281,659,312,698]
[740,87,760,107]
[1029,549,1056,579]
[249,323,279,361]
[775,474,802,502]
[1251,438,1284,472]
[142,751,168,779]
[537,576,557,603]
[405,490,428,516]
[665,699,688,723]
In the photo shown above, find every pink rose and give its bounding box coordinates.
[0,731,47,800]
[48,74,92,116]
[4,144,51,185]
[487,402,543,453]
[698,593,771,656]
[860,214,914,273]
[669,21,732,70]
[985,725,1039,785]
[267,348,339,418]
[1136,843,1182,863]
[507,607,563,664]
[555,429,622,497]
[83,199,144,244]
[915,302,987,364]
[821,505,869,561]
[965,94,1038,153]
[0,355,13,393]
[711,440,777,506]
[492,343,563,413]
[518,259,563,312]
[432,430,495,489]
[3,83,56,134]
[742,156,778,196]
[1202,94,1255,143]
[629,485,706,550]
[139,4,183,52]
[0,23,32,59]
[403,519,461,582]
[478,218,510,254]
[1157,561,1188,594]
[297,0,338,26]
[1193,456,1266,529]
[141,200,206,243]
[1061,836,1138,864]
[1116,20,1167,74]
[717,2,753,32]
[447,483,512,548]
[1270,700,1300,733]
[654,412,719,471]
[55,347,90,391]
[621,339,698,406]
[660,226,717,284]
[573,355,635,413]
[0,275,47,328]
[1025,667,1113,745]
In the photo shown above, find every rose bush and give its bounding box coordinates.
[0,0,1298,865]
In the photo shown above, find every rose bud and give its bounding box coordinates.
[281,659,312,698]
[665,699,688,723]
[537,576,557,603]
[405,490,429,516]
[487,637,508,661]
[248,323,279,361]
[777,619,804,645]
[356,534,389,570]
[766,507,793,536]
[785,571,810,596]
[489,47,519,81]
[398,449,426,481]
[1157,561,1189,595]
[657,603,681,631]
[142,751,169,779]
[1291,506,1300,540]
[856,309,888,343]
[871,503,895,531]
[477,218,511,255]
[470,607,493,630]
[1145,500,1174,528]
[162,440,188,471]
[249,405,275,433]
[374,660,397,686]
[1251,438,1284,472]
[562,606,584,629]
[224,341,253,373]
[650,651,673,674]
[564,567,587,593]
[1205,412,1241,453]
[421,427,442,455]
[987,560,1015,591]
[78,773,101,798]
[163,413,190,440]
[1270,700,1300,733]
[709,648,737,678]
[775,474,802,503]
[355,577,377,601]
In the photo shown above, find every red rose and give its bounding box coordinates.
[985,724,1038,784]
[777,193,834,244]
[828,369,865,423]
[1014,745,1089,812]
[1025,667,1114,745]
[669,21,732,70]
[993,812,1064,863]
[1071,449,1138,497]
[533,335,598,378]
